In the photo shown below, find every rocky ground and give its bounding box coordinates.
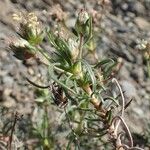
[0,0,150,149]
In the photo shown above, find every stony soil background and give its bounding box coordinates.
[0,0,150,149]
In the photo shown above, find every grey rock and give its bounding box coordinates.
[3,75,14,87]
[66,18,76,28]
[132,107,144,117]
[132,1,146,15]
[120,80,137,98]
[3,96,16,108]
[134,17,150,30]
[130,67,144,82]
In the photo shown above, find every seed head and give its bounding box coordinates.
[137,39,150,60]
[9,38,35,60]
[78,8,89,25]
[68,38,79,60]
[136,39,148,50]
[12,12,43,45]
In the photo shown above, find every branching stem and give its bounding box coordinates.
[111,116,133,147]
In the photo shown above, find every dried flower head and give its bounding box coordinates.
[75,8,92,37]
[53,22,79,61]
[68,38,79,60]
[137,39,150,60]
[78,8,89,25]
[13,12,40,30]
[12,12,44,45]
[9,38,35,60]
[136,39,148,50]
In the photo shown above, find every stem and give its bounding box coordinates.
[111,116,133,147]
[77,102,88,135]
[54,66,73,76]
[82,84,99,108]
[147,60,150,78]
[82,84,106,117]
[8,112,18,150]
[64,107,80,148]
[112,78,125,140]
[37,47,51,62]
[112,78,125,117]
[93,51,99,62]
[78,34,84,59]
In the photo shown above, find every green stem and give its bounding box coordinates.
[37,48,51,62]
[54,66,73,76]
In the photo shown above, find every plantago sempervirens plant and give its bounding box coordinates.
[8,10,144,150]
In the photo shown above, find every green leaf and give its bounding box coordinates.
[93,58,117,79]
[58,104,77,124]
[46,27,58,48]
[104,61,117,78]
[104,96,119,106]
[106,110,112,124]
[46,28,73,66]
[80,59,96,92]
[84,16,93,45]
[48,65,76,94]
[54,37,72,65]
[66,138,74,150]
[94,58,115,68]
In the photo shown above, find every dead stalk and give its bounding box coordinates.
[112,78,125,138]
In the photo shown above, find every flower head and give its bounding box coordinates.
[136,39,148,50]
[9,38,36,60]
[68,38,79,60]
[75,8,92,38]
[78,8,89,25]
[12,12,44,45]
[137,39,150,60]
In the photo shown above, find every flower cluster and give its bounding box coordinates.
[9,12,44,60]
[13,12,44,45]
[137,39,150,60]
[9,38,35,60]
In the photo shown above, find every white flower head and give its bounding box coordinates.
[136,39,148,50]
[68,38,79,60]
[78,8,89,24]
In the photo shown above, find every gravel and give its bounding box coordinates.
[0,0,149,149]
